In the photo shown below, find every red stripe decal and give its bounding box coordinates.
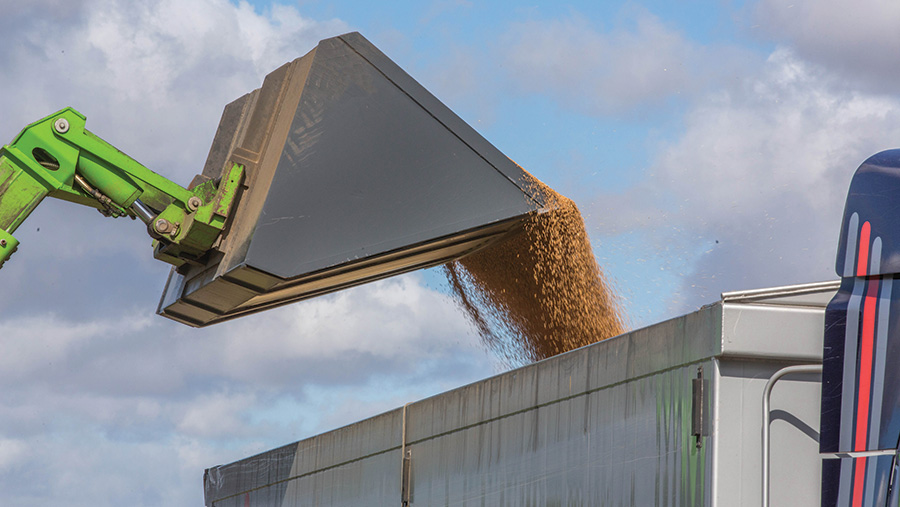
[856,277,879,455]
[857,222,871,276]
[851,221,876,507]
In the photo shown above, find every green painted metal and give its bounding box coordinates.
[0,228,19,268]
[151,163,245,267]
[0,155,53,232]
[0,108,245,269]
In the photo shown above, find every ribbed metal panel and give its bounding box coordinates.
[203,281,836,506]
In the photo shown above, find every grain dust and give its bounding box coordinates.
[444,171,625,366]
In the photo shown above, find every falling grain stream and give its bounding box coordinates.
[444,171,626,366]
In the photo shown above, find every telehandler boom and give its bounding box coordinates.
[0,107,244,269]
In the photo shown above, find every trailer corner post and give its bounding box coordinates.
[762,364,822,507]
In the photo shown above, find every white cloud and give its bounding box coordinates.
[189,274,487,386]
[596,48,900,312]
[754,0,900,92]
[0,431,220,506]
[0,273,490,505]
[176,390,258,438]
[0,273,484,413]
[0,2,499,506]
[0,313,151,379]
[0,0,349,177]
[500,10,757,115]
[0,439,28,472]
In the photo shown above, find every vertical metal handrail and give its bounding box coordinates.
[401,402,411,507]
[761,364,822,507]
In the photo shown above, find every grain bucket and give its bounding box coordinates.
[157,32,548,326]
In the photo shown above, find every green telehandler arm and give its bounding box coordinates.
[0,108,244,269]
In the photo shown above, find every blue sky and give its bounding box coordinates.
[3,0,900,505]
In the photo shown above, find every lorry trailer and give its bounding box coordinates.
[203,281,835,506]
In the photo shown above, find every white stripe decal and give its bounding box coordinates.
[864,454,877,504]
[870,236,882,276]
[870,271,891,451]
[838,458,852,507]
[844,213,860,277]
